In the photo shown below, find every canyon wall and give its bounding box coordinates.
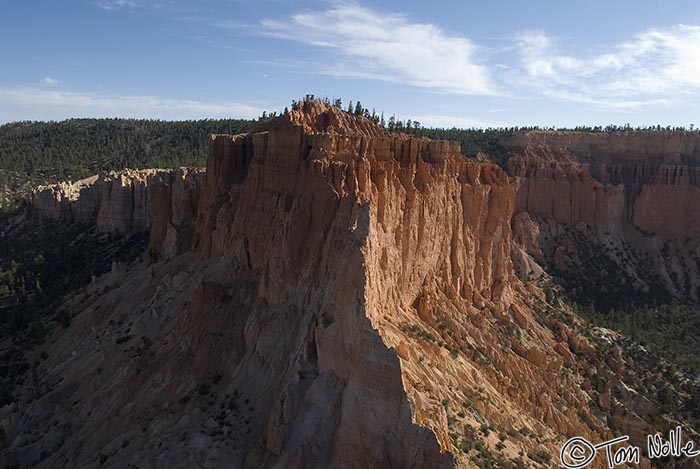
[29,168,204,256]
[507,131,700,239]
[161,101,616,465]
[6,103,459,468]
[10,105,696,467]
[506,131,700,305]
[187,103,460,467]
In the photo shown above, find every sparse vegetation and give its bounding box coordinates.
[480,423,491,437]
[528,449,551,465]
[398,321,436,342]
[0,220,147,405]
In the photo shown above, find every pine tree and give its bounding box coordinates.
[354,101,363,117]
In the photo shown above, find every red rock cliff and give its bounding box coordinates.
[29,168,204,256]
[184,101,616,466]
[507,131,700,240]
[6,103,648,468]
[507,131,700,303]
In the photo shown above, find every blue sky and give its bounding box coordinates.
[1,0,699,128]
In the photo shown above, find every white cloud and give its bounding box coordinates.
[260,3,497,96]
[96,0,140,10]
[41,76,59,86]
[95,0,167,11]
[0,87,265,123]
[406,114,511,129]
[514,25,700,109]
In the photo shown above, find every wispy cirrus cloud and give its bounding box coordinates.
[257,3,699,110]
[260,2,497,96]
[513,25,700,110]
[0,86,265,123]
[95,0,140,10]
[96,0,171,11]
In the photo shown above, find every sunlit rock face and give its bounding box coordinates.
[11,102,696,468]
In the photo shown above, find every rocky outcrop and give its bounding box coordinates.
[6,103,466,468]
[30,168,204,255]
[507,131,700,240]
[189,101,462,466]
[181,101,643,468]
[31,174,100,223]
[8,104,687,468]
[506,131,700,305]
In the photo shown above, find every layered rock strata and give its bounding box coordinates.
[6,103,680,468]
[506,131,700,304]
[30,168,204,256]
[187,102,619,465]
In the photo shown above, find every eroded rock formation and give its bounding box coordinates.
[7,102,698,468]
[28,168,204,244]
[507,131,700,306]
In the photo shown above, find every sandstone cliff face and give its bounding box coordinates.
[7,104,683,468]
[507,131,700,239]
[507,131,700,305]
[4,103,460,468]
[30,168,204,256]
[189,101,457,467]
[188,102,621,466]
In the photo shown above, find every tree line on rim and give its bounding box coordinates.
[0,95,697,213]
